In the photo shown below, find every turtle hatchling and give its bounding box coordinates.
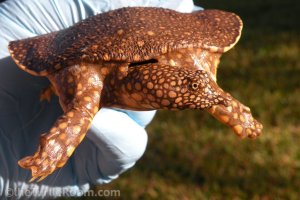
[8,7,263,181]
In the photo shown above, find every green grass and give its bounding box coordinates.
[62,0,300,199]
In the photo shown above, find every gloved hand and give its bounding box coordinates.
[0,0,199,198]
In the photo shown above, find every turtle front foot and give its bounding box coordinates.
[18,133,69,182]
[229,103,263,138]
[208,95,263,139]
[19,106,97,182]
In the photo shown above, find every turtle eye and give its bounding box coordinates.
[190,82,199,90]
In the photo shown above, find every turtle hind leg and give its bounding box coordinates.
[18,64,102,181]
[40,84,57,102]
[207,94,263,138]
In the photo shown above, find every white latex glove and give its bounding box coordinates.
[0,0,199,198]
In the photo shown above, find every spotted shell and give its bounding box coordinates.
[8,7,242,76]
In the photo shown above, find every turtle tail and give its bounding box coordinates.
[8,32,58,76]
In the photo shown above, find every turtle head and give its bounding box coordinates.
[102,64,230,110]
[156,68,231,110]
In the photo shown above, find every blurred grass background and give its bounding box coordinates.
[63,0,300,199]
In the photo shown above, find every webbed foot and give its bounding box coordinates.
[208,94,263,138]
[19,106,98,182]
[18,133,70,182]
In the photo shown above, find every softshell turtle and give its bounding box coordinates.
[8,7,263,181]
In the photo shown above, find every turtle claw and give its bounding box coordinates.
[29,176,38,183]
[28,172,48,183]
[19,153,65,182]
[29,173,49,183]
[37,175,48,182]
